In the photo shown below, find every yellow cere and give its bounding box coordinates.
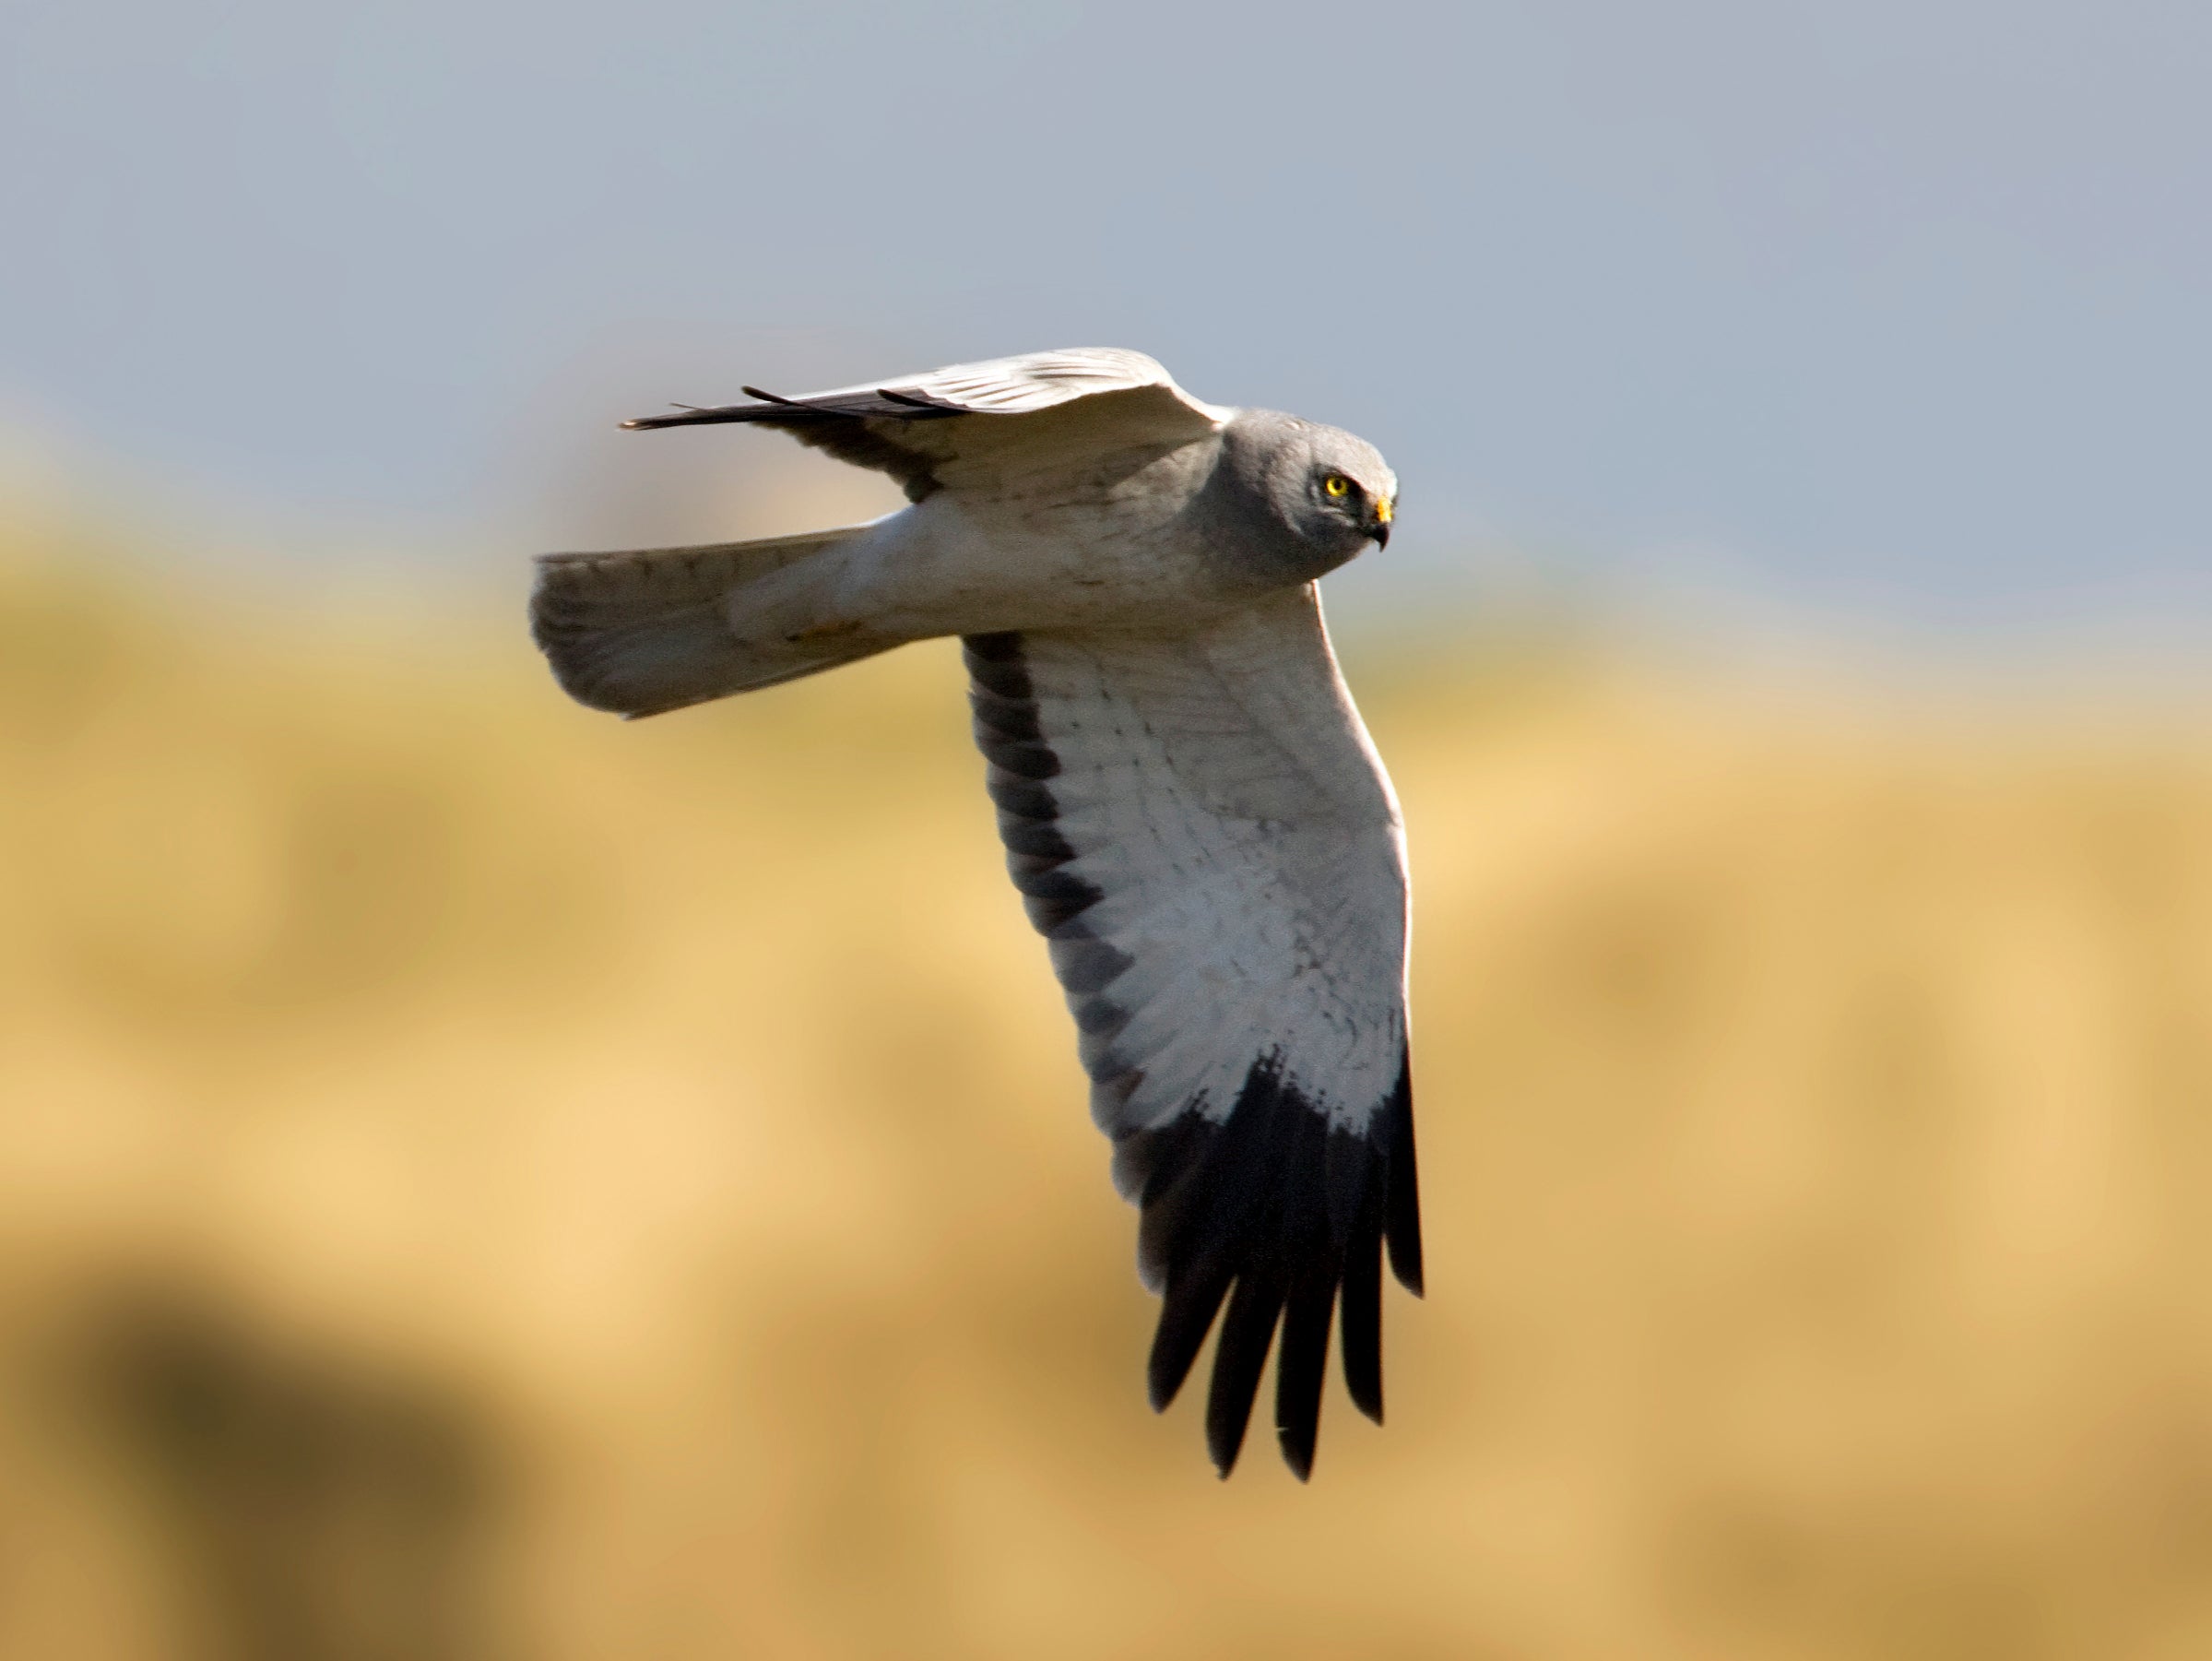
[1375,497,1394,524]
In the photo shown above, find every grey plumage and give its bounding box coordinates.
[1187,410,1398,589]
[530,349,1418,1479]
[533,524,892,717]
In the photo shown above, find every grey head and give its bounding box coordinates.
[1185,409,1400,593]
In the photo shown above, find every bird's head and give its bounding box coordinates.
[1210,411,1399,589]
[1186,410,1402,595]
[1302,429,1398,553]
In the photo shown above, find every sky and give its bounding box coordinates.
[2,0,2206,641]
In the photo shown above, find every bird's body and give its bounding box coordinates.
[788,437,1234,641]
[531,349,1420,1478]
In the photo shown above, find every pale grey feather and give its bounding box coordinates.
[968,587,1408,1141]
[532,524,892,718]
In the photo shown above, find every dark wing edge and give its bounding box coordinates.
[962,629,1424,1481]
[618,350,1222,504]
[621,393,953,503]
[1114,1048,1422,1481]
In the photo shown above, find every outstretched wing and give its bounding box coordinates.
[622,348,1230,501]
[963,587,1423,1479]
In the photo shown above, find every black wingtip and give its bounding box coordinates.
[620,409,717,432]
[1146,1275,1222,1413]
[1120,1048,1421,1477]
[1390,1235,1426,1299]
[1273,1275,1331,1480]
[1385,1053,1425,1297]
[1146,1284,1222,1414]
[621,399,773,432]
[1204,1272,1282,1479]
[1341,1214,1386,1424]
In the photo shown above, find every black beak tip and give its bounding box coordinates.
[1371,525,1390,550]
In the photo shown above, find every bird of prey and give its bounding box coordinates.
[530,349,1421,1479]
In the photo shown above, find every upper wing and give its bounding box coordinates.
[963,587,1423,1479]
[621,348,1230,501]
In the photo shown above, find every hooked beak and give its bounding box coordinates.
[1369,495,1394,548]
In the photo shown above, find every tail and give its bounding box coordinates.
[530,524,894,718]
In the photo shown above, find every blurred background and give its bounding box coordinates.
[4,3,2211,1657]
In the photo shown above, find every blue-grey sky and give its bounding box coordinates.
[3,0,2206,635]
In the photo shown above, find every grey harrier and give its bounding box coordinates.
[531,349,1421,1478]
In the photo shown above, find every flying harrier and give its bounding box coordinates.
[530,349,1421,1478]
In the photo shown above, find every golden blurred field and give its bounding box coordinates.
[5,521,2212,1661]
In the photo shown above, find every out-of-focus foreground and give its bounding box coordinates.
[4,526,2211,1661]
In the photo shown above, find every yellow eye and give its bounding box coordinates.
[1322,474,1352,498]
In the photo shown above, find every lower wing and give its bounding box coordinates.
[962,587,1423,1478]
